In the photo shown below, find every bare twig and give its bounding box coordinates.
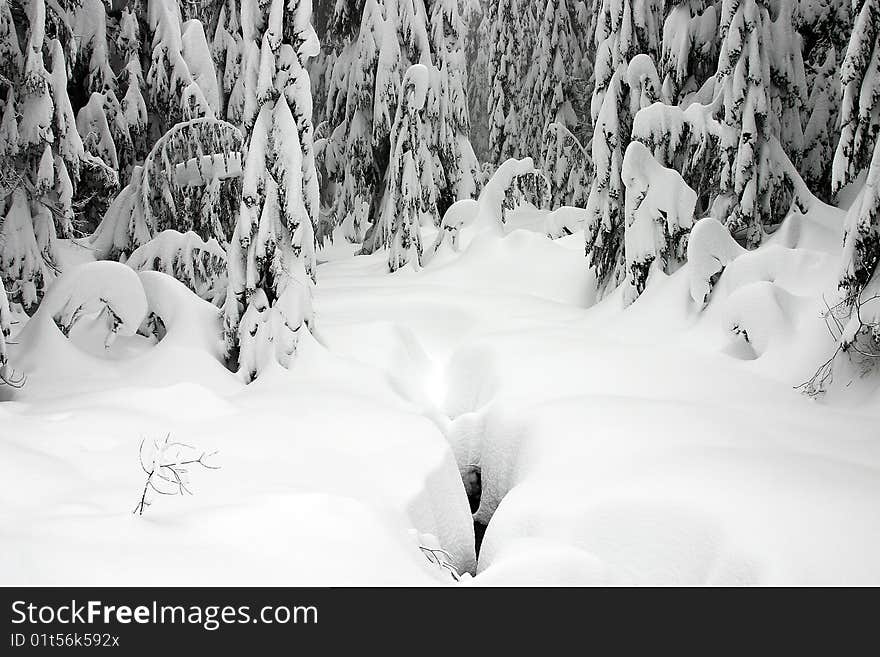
[419,545,461,582]
[799,290,880,397]
[133,434,219,515]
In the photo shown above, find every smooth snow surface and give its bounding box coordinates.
[3,204,880,586]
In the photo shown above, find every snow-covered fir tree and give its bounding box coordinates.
[322,0,432,243]
[712,0,803,248]
[519,0,581,162]
[795,0,850,200]
[832,0,880,195]
[801,47,841,201]
[836,0,880,302]
[145,0,217,133]
[839,138,880,302]
[380,64,437,271]
[621,140,695,303]
[0,0,115,310]
[222,0,321,381]
[541,122,590,208]
[463,0,490,161]
[486,0,523,163]
[585,0,663,289]
[426,0,479,216]
[659,0,720,104]
[117,5,149,180]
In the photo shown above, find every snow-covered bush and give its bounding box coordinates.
[457,158,551,234]
[545,206,588,238]
[27,261,149,350]
[90,118,244,261]
[126,230,227,306]
[0,188,58,313]
[630,100,721,214]
[498,162,550,225]
[722,280,797,358]
[429,198,478,256]
[621,141,696,303]
[686,216,746,307]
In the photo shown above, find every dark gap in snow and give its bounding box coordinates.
[473,520,488,559]
[465,466,482,514]
[462,465,487,557]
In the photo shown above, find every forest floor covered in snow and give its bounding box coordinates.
[2,203,880,585]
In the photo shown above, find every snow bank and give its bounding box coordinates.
[8,263,229,396]
[3,266,476,584]
[5,186,879,586]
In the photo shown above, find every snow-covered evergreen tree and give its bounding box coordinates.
[463,0,490,161]
[795,0,850,200]
[117,6,149,179]
[541,122,590,208]
[91,118,244,261]
[801,47,841,200]
[426,0,479,215]
[712,0,777,247]
[586,48,662,289]
[621,140,696,303]
[322,0,431,243]
[72,0,115,96]
[840,138,880,302]
[486,0,523,163]
[519,0,581,161]
[832,0,880,195]
[659,0,720,104]
[222,0,321,381]
[768,0,808,170]
[0,0,115,309]
[145,0,216,133]
[379,64,437,271]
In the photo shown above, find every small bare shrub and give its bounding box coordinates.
[134,434,219,515]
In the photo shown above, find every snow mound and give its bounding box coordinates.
[687,217,746,306]
[19,261,148,353]
[9,263,230,397]
[544,206,588,239]
[720,281,800,357]
[426,229,596,307]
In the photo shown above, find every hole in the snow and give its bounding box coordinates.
[464,465,482,514]
[462,465,487,558]
[474,519,488,557]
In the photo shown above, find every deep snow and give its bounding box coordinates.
[2,200,880,585]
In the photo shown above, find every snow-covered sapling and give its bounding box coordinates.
[381,63,438,272]
[134,434,219,516]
